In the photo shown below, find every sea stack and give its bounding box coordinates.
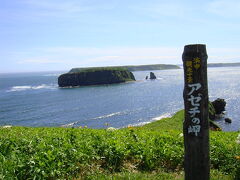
[212,98,226,114]
[58,67,135,87]
[225,118,232,123]
[149,72,157,80]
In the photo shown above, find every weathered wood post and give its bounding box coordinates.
[182,44,210,180]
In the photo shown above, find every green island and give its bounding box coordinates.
[58,64,180,87]
[1,110,239,179]
[58,67,135,87]
[208,62,240,68]
[69,64,180,73]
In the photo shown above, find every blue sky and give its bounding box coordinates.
[1,0,240,72]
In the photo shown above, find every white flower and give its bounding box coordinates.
[237,134,240,140]
[236,134,240,144]
[107,127,117,131]
[2,125,12,128]
[179,133,183,137]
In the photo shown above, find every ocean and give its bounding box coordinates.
[0,67,239,131]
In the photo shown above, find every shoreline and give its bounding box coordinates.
[1,110,237,132]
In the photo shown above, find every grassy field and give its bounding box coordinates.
[69,64,180,73]
[69,67,129,73]
[0,110,239,179]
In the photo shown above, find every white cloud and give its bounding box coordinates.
[17,58,64,64]
[209,56,240,62]
[16,47,182,67]
[15,46,240,68]
[208,48,240,62]
[207,0,240,18]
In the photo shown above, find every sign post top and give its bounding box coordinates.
[183,44,207,55]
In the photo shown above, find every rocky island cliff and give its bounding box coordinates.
[58,67,135,87]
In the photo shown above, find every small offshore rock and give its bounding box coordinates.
[212,98,226,114]
[225,118,232,123]
[149,72,156,79]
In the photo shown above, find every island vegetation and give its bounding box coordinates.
[0,110,239,179]
[58,67,135,87]
[208,62,240,68]
[58,64,180,87]
[69,64,180,73]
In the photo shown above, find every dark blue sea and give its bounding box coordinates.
[0,67,239,131]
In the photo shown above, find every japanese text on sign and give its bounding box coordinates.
[187,83,202,136]
[185,57,201,84]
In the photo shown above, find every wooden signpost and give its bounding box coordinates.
[182,44,210,180]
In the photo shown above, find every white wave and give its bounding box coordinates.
[127,121,151,127]
[151,113,172,121]
[7,84,57,92]
[9,86,32,91]
[61,122,76,127]
[126,113,172,128]
[61,120,88,128]
[93,112,123,120]
[32,84,53,90]
[144,77,163,80]
[61,112,126,128]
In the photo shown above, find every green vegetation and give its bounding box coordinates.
[208,101,222,130]
[69,67,129,73]
[124,64,180,71]
[59,64,180,87]
[69,64,180,73]
[58,68,135,87]
[82,170,233,180]
[208,62,240,68]
[0,111,239,179]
